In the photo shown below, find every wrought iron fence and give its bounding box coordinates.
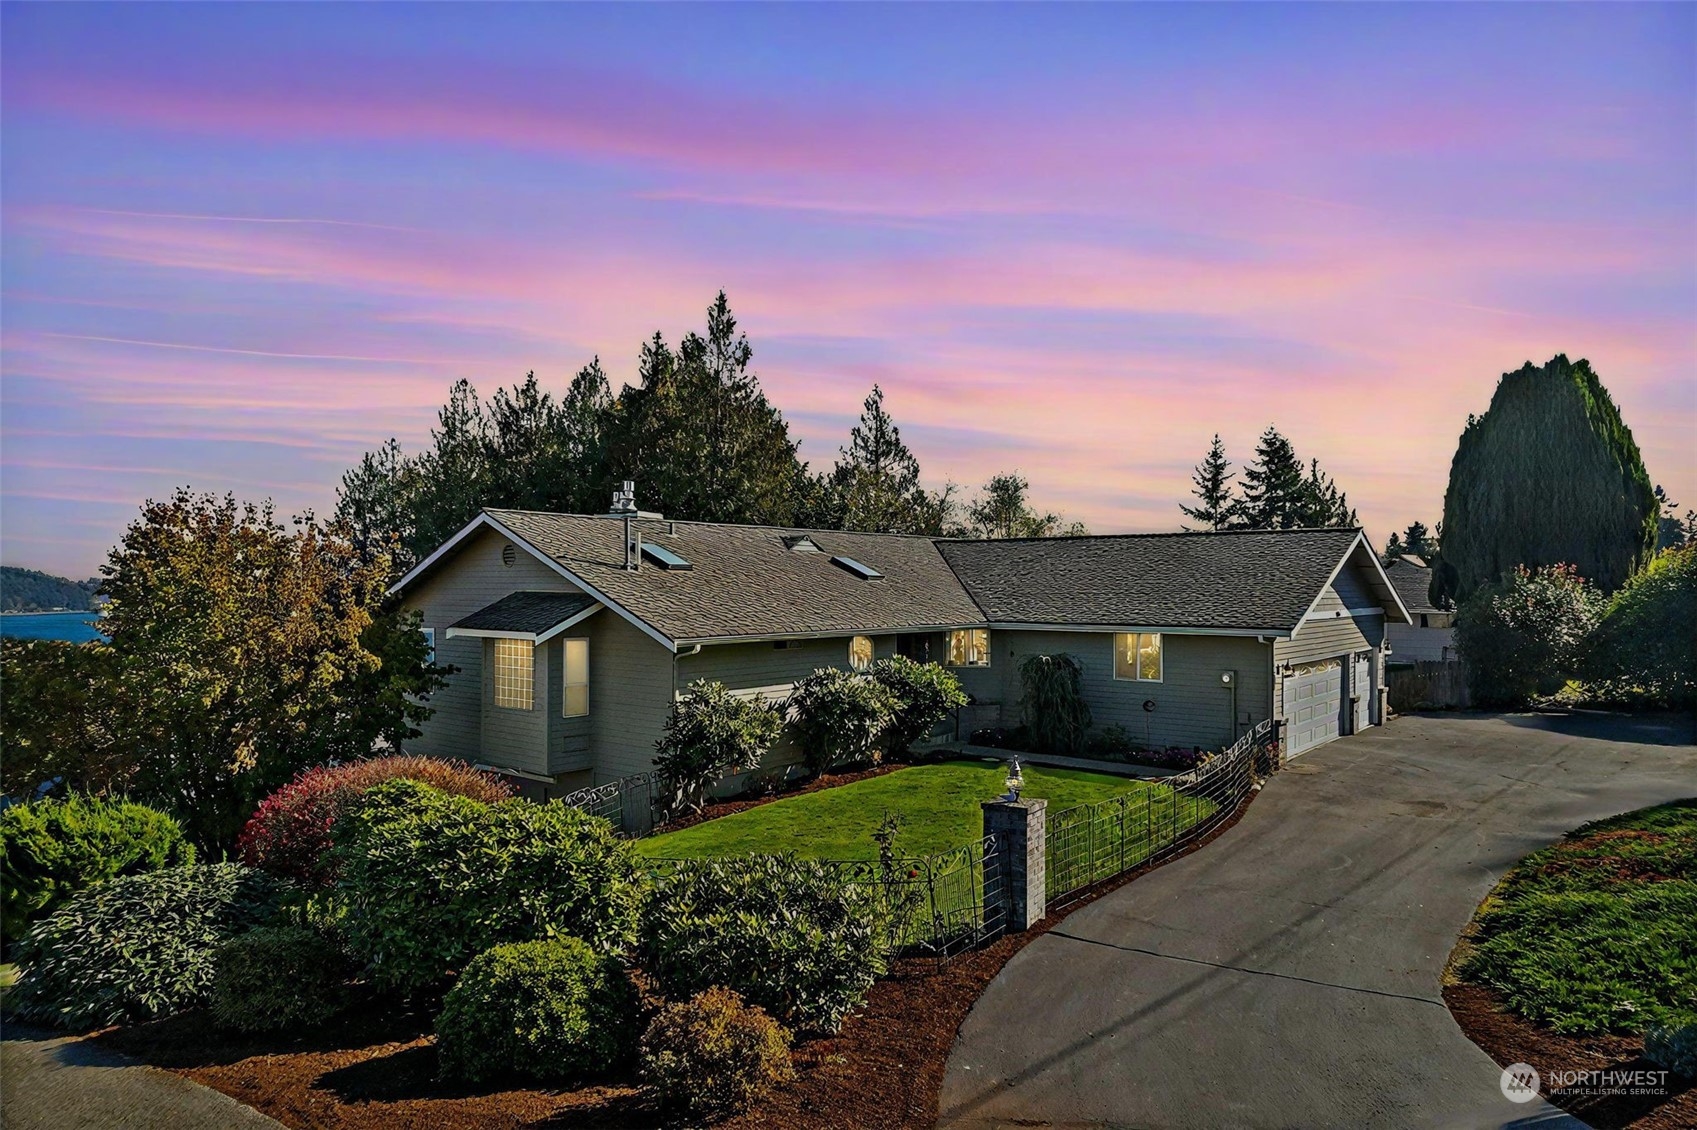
[1045,719,1276,907]
[559,772,660,837]
[820,834,1004,962]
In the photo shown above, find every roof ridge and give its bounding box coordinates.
[484,507,943,540]
[936,526,1362,545]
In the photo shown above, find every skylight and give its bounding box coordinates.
[831,555,884,581]
[641,543,693,571]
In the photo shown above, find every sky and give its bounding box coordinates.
[2,3,1693,578]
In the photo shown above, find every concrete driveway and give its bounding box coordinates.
[940,712,1697,1129]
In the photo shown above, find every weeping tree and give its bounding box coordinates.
[1432,355,1656,606]
[1018,654,1093,756]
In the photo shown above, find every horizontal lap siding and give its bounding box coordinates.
[1273,561,1388,724]
[1386,623,1454,664]
[545,639,593,775]
[402,529,581,767]
[586,611,676,782]
[480,638,548,777]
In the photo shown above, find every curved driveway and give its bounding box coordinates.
[940,712,1697,1129]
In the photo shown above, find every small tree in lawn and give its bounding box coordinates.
[869,657,967,755]
[1456,564,1603,707]
[1018,653,1093,756]
[654,680,784,815]
[786,669,899,774]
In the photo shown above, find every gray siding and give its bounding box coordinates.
[947,629,1273,750]
[1273,560,1389,726]
[1386,622,1455,664]
[585,610,677,782]
[479,637,549,776]
[544,637,593,775]
[403,528,581,768]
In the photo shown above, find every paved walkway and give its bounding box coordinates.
[940,712,1697,1129]
[1,1024,282,1130]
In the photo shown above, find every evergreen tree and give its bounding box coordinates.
[483,371,572,513]
[1654,485,1686,550]
[334,438,418,572]
[828,386,928,533]
[1383,531,1405,562]
[410,378,493,556]
[1431,355,1657,604]
[1236,427,1308,529]
[1402,521,1433,558]
[1180,435,1236,531]
[560,358,614,513]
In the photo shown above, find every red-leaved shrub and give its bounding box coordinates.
[235,756,513,885]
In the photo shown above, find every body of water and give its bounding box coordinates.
[0,611,106,642]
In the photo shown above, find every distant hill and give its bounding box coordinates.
[0,567,102,613]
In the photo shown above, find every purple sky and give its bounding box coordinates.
[3,3,1693,577]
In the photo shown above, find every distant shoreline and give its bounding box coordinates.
[0,609,102,617]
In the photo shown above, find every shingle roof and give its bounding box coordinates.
[1382,558,1442,614]
[936,528,1366,632]
[483,510,985,642]
[450,590,599,635]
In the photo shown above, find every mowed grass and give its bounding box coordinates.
[637,759,1159,862]
[1456,798,1697,1034]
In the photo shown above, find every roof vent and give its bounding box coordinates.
[641,543,693,571]
[783,535,822,553]
[501,543,517,568]
[831,555,884,581]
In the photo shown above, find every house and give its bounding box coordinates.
[1382,555,1456,663]
[388,491,1411,794]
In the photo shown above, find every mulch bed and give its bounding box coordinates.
[94,789,1257,1130]
[1445,983,1695,1130]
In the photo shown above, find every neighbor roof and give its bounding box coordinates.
[1383,557,1443,614]
[478,510,986,643]
[449,591,600,636]
[937,528,1371,633]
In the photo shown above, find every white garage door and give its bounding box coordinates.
[1285,659,1344,756]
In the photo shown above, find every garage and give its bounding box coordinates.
[1284,659,1344,756]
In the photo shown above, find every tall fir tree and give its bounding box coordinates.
[335,437,418,572]
[1180,434,1236,531]
[1383,531,1405,562]
[409,378,492,557]
[1402,521,1433,558]
[828,385,928,533]
[1236,427,1308,529]
[560,358,614,513]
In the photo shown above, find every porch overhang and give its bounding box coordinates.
[443,591,603,644]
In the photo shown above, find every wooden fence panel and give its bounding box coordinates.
[1387,660,1470,710]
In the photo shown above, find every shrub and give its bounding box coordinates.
[641,987,794,1119]
[1131,747,1209,772]
[436,937,640,1084]
[1085,725,1135,759]
[9,863,288,1030]
[236,755,513,886]
[969,725,1030,751]
[2,793,194,943]
[869,657,967,755]
[654,680,785,816]
[210,925,351,1033]
[640,854,888,1034]
[787,668,899,774]
[334,780,642,996]
[1019,654,1093,756]
[1645,1020,1697,1079]
[1583,545,1696,708]
[1456,564,1603,707]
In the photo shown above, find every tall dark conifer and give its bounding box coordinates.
[1180,435,1236,531]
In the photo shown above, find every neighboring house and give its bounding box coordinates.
[1382,555,1456,663]
[389,492,1411,794]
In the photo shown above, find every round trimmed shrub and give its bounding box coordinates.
[334,779,643,996]
[211,925,351,1033]
[10,863,289,1030]
[1645,1020,1697,1080]
[786,668,899,773]
[435,938,640,1084]
[640,854,887,1034]
[237,755,513,886]
[1,793,194,943]
[640,987,794,1119]
[869,656,967,755]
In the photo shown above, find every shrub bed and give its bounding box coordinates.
[869,657,966,755]
[787,668,899,773]
[640,854,887,1034]
[211,925,352,1033]
[1,793,194,943]
[236,755,513,886]
[641,986,794,1119]
[435,937,640,1084]
[334,780,642,996]
[10,863,289,1030]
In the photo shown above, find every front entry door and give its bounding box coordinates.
[1350,652,1372,733]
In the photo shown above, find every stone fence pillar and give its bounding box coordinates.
[981,796,1047,933]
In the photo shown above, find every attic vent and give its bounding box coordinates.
[641,543,693,571]
[501,543,517,568]
[783,535,821,553]
[831,555,884,581]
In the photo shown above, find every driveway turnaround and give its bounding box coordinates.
[940,712,1697,1129]
[0,1025,283,1130]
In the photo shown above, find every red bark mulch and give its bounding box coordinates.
[94,790,1255,1130]
[1444,982,1695,1130]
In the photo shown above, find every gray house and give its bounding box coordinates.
[1382,556,1456,663]
[389,500,1410,793]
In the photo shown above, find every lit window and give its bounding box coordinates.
[420,627,436,665]
[849,635,874,672]
[493,638,534,710]
[947,629,991,668]
[1113,633,1163,682]
[562,638,589,718]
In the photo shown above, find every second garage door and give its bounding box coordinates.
[1285,659,1343,756]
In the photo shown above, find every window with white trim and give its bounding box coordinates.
[946,628,990,668]
[848,635,874,672]
[562,638,589,718]
[420,627,436,665]
[493,638,534,710]
[1113,632,1163,681]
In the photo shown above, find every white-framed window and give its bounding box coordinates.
[848,635,874,672]
[493,638,535,710]
[1113,632,1163,682]
[562,638,589,718]
[420,627,436,665]
[947,628,991,668]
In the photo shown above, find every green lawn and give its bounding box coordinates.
[1455,799,1697,1035]
[638,759,1159,862]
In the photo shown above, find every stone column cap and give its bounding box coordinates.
[981,796,1048,813]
